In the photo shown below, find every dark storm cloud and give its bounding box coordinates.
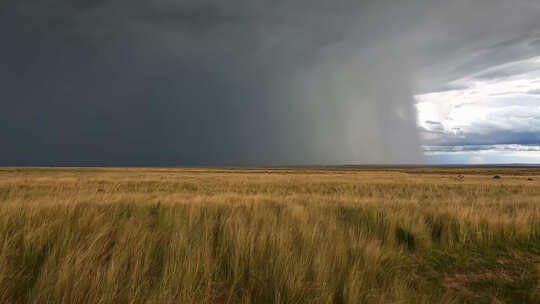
[531,38,540,47]
[421,128,540,147]
[413,0,540,94]
[473,64,538,81]
[2,0,540,165]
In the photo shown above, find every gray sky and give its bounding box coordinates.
[2,0,540,165]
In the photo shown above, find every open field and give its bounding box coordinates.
[1,167,539,303]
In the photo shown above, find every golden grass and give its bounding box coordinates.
[0,167,539,303]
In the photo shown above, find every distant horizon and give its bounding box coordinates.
[2,163,540,168]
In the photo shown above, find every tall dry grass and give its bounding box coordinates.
[0,167,539,303]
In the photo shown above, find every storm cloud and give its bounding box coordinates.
[2,0,540,165]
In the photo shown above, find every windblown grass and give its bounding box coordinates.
[0,167,539,303]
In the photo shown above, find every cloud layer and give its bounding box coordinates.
[2,0,540,165]
[417,56,540,156]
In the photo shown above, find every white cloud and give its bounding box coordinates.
[468,155,485,164]
[415,56,540,152]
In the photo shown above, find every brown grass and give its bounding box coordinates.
[0,167,539,303]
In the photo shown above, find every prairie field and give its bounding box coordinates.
[0,167,539,304]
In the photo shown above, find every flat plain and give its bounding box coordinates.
[0,167,539,303]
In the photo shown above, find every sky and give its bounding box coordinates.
[2,0,540,166]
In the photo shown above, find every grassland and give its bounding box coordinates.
[0,167,539,303]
